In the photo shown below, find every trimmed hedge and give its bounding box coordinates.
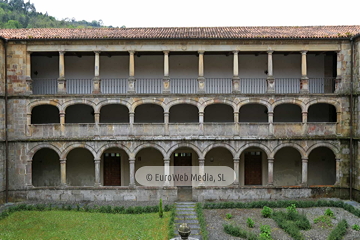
[167,205,176,239]
[223,224,258,240]
[196,203,209,240]
[328,219,348,240]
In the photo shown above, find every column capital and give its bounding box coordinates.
[164,158,170,162]
[163,50,170,54]
[267,158,274,162]
[128,50,135,54]
[94,158,101,162]
[267,50,274,54]
[198,50,205,54]
[268,111,274,115]
[129,157,135,162]
[198,158,205,162]
[199,111,204,115]
[59,51,66,55]
[233,50,239,54]
[301,50,308,54]
[233,158,240,162]
[302,158,309,161]
[60,159,66,163]
[164,111,169,115]
[336,158,341,162]
[94,51,101,54]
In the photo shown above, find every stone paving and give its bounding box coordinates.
[174,202,202,240]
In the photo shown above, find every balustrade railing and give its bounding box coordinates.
[309,77,335,93]
[275,78,300,93]
[171,78,198,94]
[136,78,162,94]
[32,78,57,94]
[101,78,127,94]
[206,78,232,93]
[241,78,267,94]
[67,79,93,94]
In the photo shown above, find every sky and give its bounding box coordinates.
[28,0,360,28]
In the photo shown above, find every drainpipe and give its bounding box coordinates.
[1,36,8,203]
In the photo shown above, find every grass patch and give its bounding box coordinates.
[196,202,209,240]
[0,210,171,240]
[328,219,348,240]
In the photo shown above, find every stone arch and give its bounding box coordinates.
[61,99,96,112]
[307,142,340,159]
[305,99,341,113]
[199,99,235,112]
[32,147,61,187]
[132,143,166,159]
[95,99,131,113]
[165,143,203,159]
[61,143,96,160]
[131,98,165,112]
[166,99,200,112]
[96,143,132,159]
[202,143,236,159]
[273,98,305,112]
[28,100,61,114]
[270,143,306,159]
[236,142,271,159]
[238,99,271,112]
[28,144,62,161]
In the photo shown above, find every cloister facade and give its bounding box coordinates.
[0,26,360,202]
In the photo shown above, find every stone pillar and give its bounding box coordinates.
[128,51,136,93]
[336,111,341,134]
[301,158,308,186]
[129,157,135,187]
[198,158,205,186]
[26,51,33,94]
[232,51,240,93]
[94,158,101,187]
[57,51,66,93]
[233,158,239,185]
[268,111,274,135]
[164,111,169,135]
[199,111,204,124]
[336,158,341,185]
[302,112,308,123]
[93,51,101,94]
[234,111,239,123]
[300,51,309,93]
[267,158,274,186]
[197,51,205,93]
[94,112,100,124]
[26,113,32,136]
[60,159,67,186]
[163,51,170,93]
[164,158,170,186]
[26,159,33,187]
[60,112,65,125]
[266,51,275,93]
[129,112,134,125]
[335,51,342,92]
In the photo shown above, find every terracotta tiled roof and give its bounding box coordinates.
[0,26,360,40]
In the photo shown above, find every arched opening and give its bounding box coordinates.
[32,148,60,186]
[273,147,301,186]
[274,104,302,122]
[134,104,163,123]
[240,147,268,186]
[31,105,60,124]
[205,147,233,168]
[169,104,198,123]
[66,148,94,186]
[135,147,164,186]
[308,147,336,186]
[100,104,129,123]
[308,103,337,122]
[239,104,268,122]
[204,104,233,122]
[65,104,94,123]
[101,148,129,186]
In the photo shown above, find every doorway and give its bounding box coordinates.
[103,153,121,186]
[174,152,192,201]
[245,151,262,185]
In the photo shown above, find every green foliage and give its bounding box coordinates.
[352,224,360,231]
[167,205,176,239]
[325,208,335,218]
[261,206,273,218]
[247,217,255,228]
[223,224,258,240]
[196,203,209,240]
[259,225,272,240]
[0,0,114,28]
[159,198,163,218]
[271,210,310,240]
[328,219,348,240]
[225,213,232,219]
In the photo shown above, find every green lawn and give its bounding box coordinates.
[0,211,170,240]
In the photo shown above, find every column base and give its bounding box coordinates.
[94,183,102,187]
[57,77,67,94]
[300,77,309,93]
[92,76,101,94]
[232,77,241,93]
[197,77,206,93]
[266,77,275,93]
[127,77,136,93]
[162,77,170,94]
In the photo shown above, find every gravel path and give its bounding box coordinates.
[204,207,360,240]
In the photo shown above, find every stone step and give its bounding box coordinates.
[175,214,197,219]
[175,223,200,229]
[176,207,195,210]
[176,210,196,214]
[175,219,199,224]
[175,202,196,205]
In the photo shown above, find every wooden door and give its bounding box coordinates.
[245,151,262,185]
[104,153,121,186]
[174,153,192,186]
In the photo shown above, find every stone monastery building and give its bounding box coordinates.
[1,26,360,203]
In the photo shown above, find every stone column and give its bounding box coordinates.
[94,158,101,187]
[93,51,101,94]
[164,158,170,186]
[198,158,205,186]
[336,158,341,185]
[336,111,341,134]
[302,112,308,123]
[268,111,274,135]
[232,51,240,93]
[94,112,100,124]
[26,113,32,136]
[60,112,65,136]
[267,158,274,186]
[26,159,33,187]
[301,158,308,186]
[129,112,135,135]
[199,111,204,134]
[60,159,67,186]
[57,51,66,93]
[163,51,170,93]
[129,157,135,187]
[197,51,205,93]
[128,51,136,93]
[164,111,169,135]
[335,51,342,92]
[300,51,309,93]
[266,51,275,93]
[233,158,239,185]
[26,51,33,94]
[234,111,239,123]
